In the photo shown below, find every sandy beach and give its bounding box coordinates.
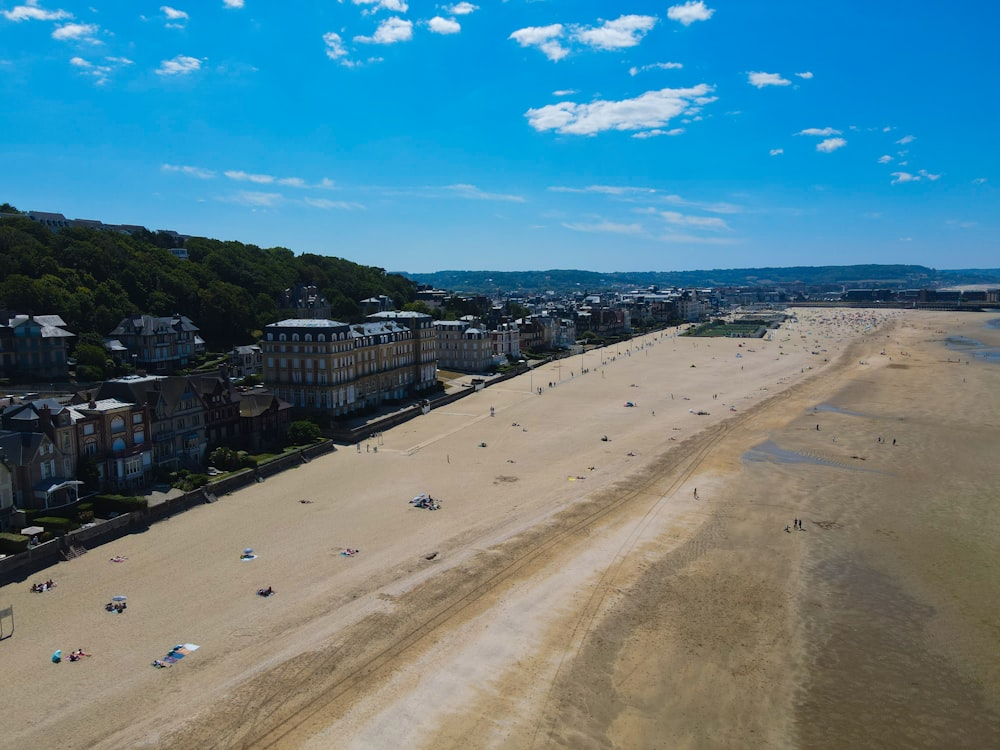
[2,308,998,749]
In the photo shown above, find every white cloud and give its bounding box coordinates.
[323,32,348,60]
[895,134,916,145]
[632,128,683,139]
[795,71,813,79]
[161,6,188,23]
[525,84,716,136]
[918,169,941,181]
[796,127,841,136]
[629,61,683,76]
[156,55,202,75]
[563,220,645,236]
[667,1,715,25]
[549,185,656,196]
[225,170,274,184]
[428,16,460,34]
[223,0,244,8]
[2,2,71,22]
[877,154,892,164]
[748,71,790,88]
[573,14,657,50]
[355,17,413,44]
[769,148,783,156]
[444,2,477,14]
[69,54,130,84]
[890,171,919,184]
[351,0,409,13]
[972,177,987,185]
[509,24,567,62]
[552,89,576,96]
[816,137,846,153]
[444,184,525,203]
[52,22,99,42]
[162,163,216,179]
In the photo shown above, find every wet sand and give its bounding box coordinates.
[2,308,998,749]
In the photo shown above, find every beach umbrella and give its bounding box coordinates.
[243,548,254,555]
[52,649,62,663]
[111,595,127,602]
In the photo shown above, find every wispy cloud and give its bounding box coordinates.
[573,15,657,50]
[748,71,790,88]
[895,134,916,145]
[303,197,364,210]
[162,163,216,179]
[816,137,846,153]
[428,16,460,35]
[667,1,715,26]
[224,191,284,207]
[654,209,730,230]
[629,61,683,76]
[350,0,409,13]
[552,89,576,97]
[632,128,684,139]
[877,154,892,164]
[795,71,813,79]
[156,55,203,76]
[69,54,131,85]
[223,0,244,8]
[355,17,413,44]
[444,2,477,14]
[890,171,919,184]
[796,127,841,137]
[562,220,645,236]
[2,2,71,22]
[769,148,783,156]
[662,194,743,214]
[918,169,941,181]
[444,184,525,202]
[525,85,716,136]
[549,185,657,196]
[972,177,987,185]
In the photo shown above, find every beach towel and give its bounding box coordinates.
[153,643,199,668]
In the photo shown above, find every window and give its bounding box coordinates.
[85,440,98,456]
[112,438,126,452]
[134,428,145,445]
[125,456,142,476]
[83,423,95,436]
[111,416,125,434]
[132,413,143,424]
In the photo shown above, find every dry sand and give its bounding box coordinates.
[2,308,998,749]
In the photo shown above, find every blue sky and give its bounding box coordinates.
[1,1,997,273]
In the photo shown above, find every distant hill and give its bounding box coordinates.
[401,266,1000,296]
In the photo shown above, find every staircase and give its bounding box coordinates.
[61,544,88,561]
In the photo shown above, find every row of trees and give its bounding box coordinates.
[0,205,418,349]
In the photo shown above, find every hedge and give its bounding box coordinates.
[34,516,80,535]
[92,494,149,515]
[0,532,29,555]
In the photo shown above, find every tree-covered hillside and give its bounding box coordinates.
[0,209,416,348]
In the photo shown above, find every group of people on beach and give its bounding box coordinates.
[30,579,55,593]
[104,601,127,613]
[785,518,806,532]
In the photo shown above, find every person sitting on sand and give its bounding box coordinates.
[257,586,274,597]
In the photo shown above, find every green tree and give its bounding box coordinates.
[287,420,321,445]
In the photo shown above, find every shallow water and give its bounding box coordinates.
[812,402,866,417]
[743,440,847,468]
[943,335,1000,363]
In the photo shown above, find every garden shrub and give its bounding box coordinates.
[33,516,79,535]
[0,532,29,555]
